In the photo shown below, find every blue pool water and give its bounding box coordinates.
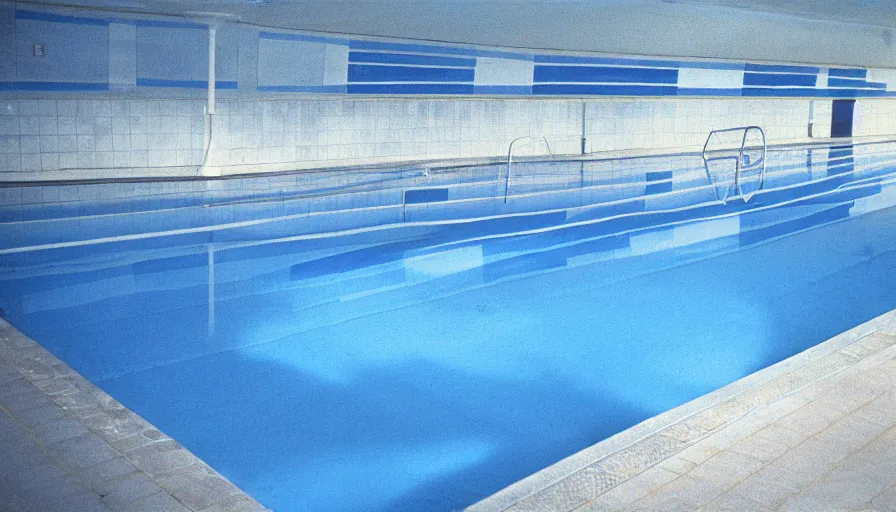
[1,142,896,511]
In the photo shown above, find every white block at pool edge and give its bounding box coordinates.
[852,183,896,216]
[404,245,483,282]
[673,216,740,247]
[630,229,675,255]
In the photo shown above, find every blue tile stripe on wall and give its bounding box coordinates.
[827,78,886,89]
[258,31,350,46]
[347,39,480,94]
[473,86,532,95]
[532,54,680,96]
[829,68,867,79]
[136,79,239,89]
[349,39,480,57]
[348,66,475,83]
[533,66,678,84]
[744,63,820,74]
[131,19,206,29]
[743,72,818,87]
[16,9,108,26]
[0,82,109,91]
[534,55,680,68]
[347,84,475,94]
[349,52,476,68]
[257,85,348,93]
[742,88,891,97]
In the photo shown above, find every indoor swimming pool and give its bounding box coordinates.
[1,140,896,511]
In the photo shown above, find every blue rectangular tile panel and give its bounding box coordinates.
[646,171,673,182]
[257,85,347,93]
[0,81,109,91]
[473,85,533,95]
[645,171,674,195]
[645,181,674,195]
[136,78,238,89]
[742,87,889,98]
[347,83,475,94]
[349,52,476,68]
[532,84,677,96]
[744,63,820,74]
[678,61,745,71]
[827,78,886,89]
[404,188,450,204]
[534,55,680,69]
[743,73,817,87]
[676,88,742,96]
[470,50,533,61]
[828,68,867,79]
[15,9,108,26]
[259,31,350,46]
[133,19,206,29]
[348,65,474,83]
[534,66,678,84]
[349,39,479,57]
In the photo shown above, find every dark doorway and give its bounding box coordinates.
[831,99,855,138]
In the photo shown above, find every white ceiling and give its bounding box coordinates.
[15,0,896,67]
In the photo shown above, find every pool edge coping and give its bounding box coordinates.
[0,316,270,512]
[467,308,896,512]
[1,134,894,187]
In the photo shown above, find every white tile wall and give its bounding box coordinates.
[855,99,896,137]
[585,98,829,153]
[0,95,891,179]
[0,98,206,175]
[210,98,583,171]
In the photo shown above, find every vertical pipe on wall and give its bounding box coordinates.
[581,102,587,155]
[208,27,216,115]
[808,100,815,138]
[200,27,217,176]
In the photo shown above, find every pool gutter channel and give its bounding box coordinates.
[467,308,896,512]
[1,135,893,188]
[0,317,270,512]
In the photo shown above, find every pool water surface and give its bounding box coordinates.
[1,142,895,511]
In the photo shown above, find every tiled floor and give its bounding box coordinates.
[0,318,267,512]
[603,349,896,511]
[475,311,896,512]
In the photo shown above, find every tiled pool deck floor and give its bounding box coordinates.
[3,310,896,512]
[0,318,267,512]
[472,310,896,512]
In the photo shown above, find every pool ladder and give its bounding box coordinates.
[504,136,555,203]
[702,126,767,204]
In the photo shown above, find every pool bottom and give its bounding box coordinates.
[77,205,896,512]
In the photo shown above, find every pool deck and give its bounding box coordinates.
[470,309,896,512]
[0,318,267,512]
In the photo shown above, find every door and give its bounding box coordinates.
[831,99,855,138]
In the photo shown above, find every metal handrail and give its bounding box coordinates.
[504,136,555,203]
[702,126,767,203]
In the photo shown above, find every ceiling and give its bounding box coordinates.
[15,0,896,67]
